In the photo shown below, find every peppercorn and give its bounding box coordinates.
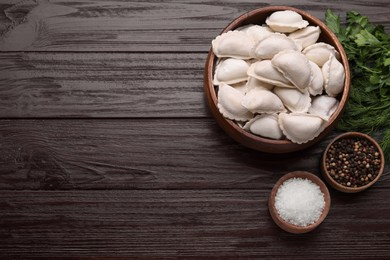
[325,137,381,188]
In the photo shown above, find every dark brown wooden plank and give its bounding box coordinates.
[0,52,207,118]
[0,0,389,52]
[0,119,388,190]
[0,189,389,258]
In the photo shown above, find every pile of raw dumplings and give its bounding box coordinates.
[212,10,345,144]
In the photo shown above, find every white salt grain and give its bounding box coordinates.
[275,177,325,227]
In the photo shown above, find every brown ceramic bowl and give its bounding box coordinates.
[268,171,331,234]
[321,132,385,193]
[204,6,351,153]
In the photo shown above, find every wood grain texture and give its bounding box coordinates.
[0,52,206,118]
[0,0,389,52]
[0,189,389,258]
[1,0,390,258]
[0,119,388,190]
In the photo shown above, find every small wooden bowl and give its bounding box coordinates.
[268,171,331,234]
[204,6,351,153]
[321,132,385,193]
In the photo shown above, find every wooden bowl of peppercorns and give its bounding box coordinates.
[321,132,385,193]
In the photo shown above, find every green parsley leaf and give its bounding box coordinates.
[325,9,340,34]
[355,29,381,46]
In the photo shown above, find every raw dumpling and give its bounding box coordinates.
[212,30,255,59]
[271,50,312,92]
[236,24,274,43]
[252,33,299,59]
[217,83,253,121]
[308,61,324,96]
[309,95,339,121]
[288,26,321,49]
[247,60,294,88]
[273,87,311,113]
[213,58,250,85]
[322,55,345,97]
[265,10,309,33]
[246,76,274,92]
[303,42,340,67]
[243,114,283,139]
[278,113,326,144]
[241,88,286,114]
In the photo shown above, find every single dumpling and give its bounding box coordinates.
[288,26,321,50]
[212,30,255,59]
[322,55,345,97]
[241,88,286,114]
[271,50,312,92]
[236,24,274,43]
[273,87,311,113]
[213,58,250,85]
[278,113,326,144]
[247,60,294,88]
[217,82,253,121]
[309,95,339,121]
[303,42,340,67]
[252,33,299,59]
[308,60,324,96]
[265,10,309,33]
[243,114,283,139]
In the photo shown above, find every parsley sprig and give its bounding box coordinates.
[325,10,390,161]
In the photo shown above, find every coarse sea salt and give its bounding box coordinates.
[275,177,325,227]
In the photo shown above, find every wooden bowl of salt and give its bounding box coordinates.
[268,171,331,234]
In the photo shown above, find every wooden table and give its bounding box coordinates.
[1,0,389,258]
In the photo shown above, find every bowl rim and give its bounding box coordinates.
[268,171,331,234]
[204,5,351,153]
[321,132,385,193]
